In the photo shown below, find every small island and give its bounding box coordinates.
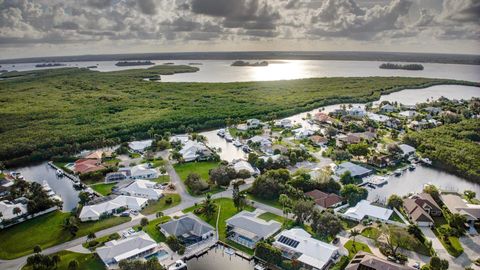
[189,63,203,65]
[35,63,65,68]
[379,63,424,70]
[115,60,155,67]
[231,60,269,67]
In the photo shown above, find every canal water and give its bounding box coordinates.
[187,245,255,270]
[15,162,79,211]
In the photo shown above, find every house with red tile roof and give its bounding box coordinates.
[305,189,344,209]
[74,159,105,174]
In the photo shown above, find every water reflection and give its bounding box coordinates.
[199,130,247,162]
[15,162,79,211]
[186,245,255,270]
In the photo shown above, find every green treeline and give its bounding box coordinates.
[404,119,480,183]
[0,66,478,166]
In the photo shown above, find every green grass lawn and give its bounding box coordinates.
[90,183,116,196]
[344,240,372,258]
[433,225,464,257]
[142,216,171,242]
[246,193,282,209]
[388,211,405,223]
[361,227,381,239]
[22,251,105,270]
[0,211,131,259]
[152,175,170,184]
[140,194,181,215]
[257,212,285,223]
[184,198,254,240]
[82,233,120,250]
[174,161,223,195]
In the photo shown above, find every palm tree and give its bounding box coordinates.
[279,194,291,219]
[68,260,79,270]
[202,194,216,221]
[349,229,360,252]
[87,232,96,243]
[12,207,22,216]
[33,245,42,254]
[52,254,61,268]
[156,211,164,218]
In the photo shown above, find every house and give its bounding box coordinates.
[441,194,480,224]
[0,200,27,221]
[96,231,157,267]
[119,180,163,200]
[79,195,148,221]
[292,127,315,139]
[159,213,214,246]
[169,134,189,145]
[399,110,417,119]
[178,140,213,162]
[346,251,413,270]
[271,144,288,154]
[305,189,344,209]
[351,131,377,142]
[84,150,112,160]
[367,112,390,123]
[404,193,442,227]
[344,200,393,222]
[310,135,328,146]
[275,119,293,129]
[314,112,334,124]
[336,134,361,146]
[385,118,402,129]
[74,159,105,174]
[424,107,442,115]
[105,172,128,183]
[274,228,338,270]
[236,123,249,131]
[398,144,416,157]
[226,210,281,249]
[248,136,272,148]
[120,164,158,179]
[347,106,366,117]
[380,104,396,113]
[128,139,153,153]
[246,118,261,129]
[232,160,258,176]
[335,162,373,179]
[367,155,398,168]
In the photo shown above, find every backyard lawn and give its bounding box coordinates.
[82,233,120,250]
[174,161,224,195]
[361,227,381,239]
[0,211,131,259]
[152,175,170,184]
[246,193,282,209]
[90,183,116,196]
[143,216,171,242]
[344,240,372,258]
[22,251,105,270]
[388,211,405,223]
[257,212,285,223]
[140,194,181,215]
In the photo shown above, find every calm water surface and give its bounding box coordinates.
[15,162,79,211]
[1,60,479,82]
[187,246,255,270]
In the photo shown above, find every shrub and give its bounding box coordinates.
[165,197,173,204]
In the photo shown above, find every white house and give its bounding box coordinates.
[274,228,339,270]
[96,231,157,267]
[248,136,272,148]
[380,104,396,113]
[0,200,27,221]
[347,106,366,117]
[246,119,261,129]
[128,140,153,153]
[178,140,212,162]
[344,200,393,222]
[292,127,315,139]
[367,112,390,123]
[399,110,417,119]
[120,164,158,180]
[275,119,293,129]
[119,180,163,200]
[398,144,416,157]
[79,195,148,221]
[232,160,258,176]
[169,134,190,145]
[226,210,281,249]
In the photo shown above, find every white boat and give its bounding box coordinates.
[224,247,235,255]
[225,134,233,142]
[421,158,432,165]
[56,169,64,177]
[393,169,402,176]
[169,260,187,270]
[254,264,266,270]
[233,140,242,147]
[217,129,225,137]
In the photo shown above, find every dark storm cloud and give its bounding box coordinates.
[137,0,158,15]
[86,0,112,9]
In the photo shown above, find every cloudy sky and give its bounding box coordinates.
[0,0,479,59]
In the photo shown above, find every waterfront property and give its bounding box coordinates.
[335,162,373,179]
[0,200,27,221]
[119,164,158,179]
[441,193,480,228]
[178,140,214,162]
[105,171,128,183]
[159,213,214,246]
[79,195,148,221]
[96,231,157,268]
[398,144,416,157]
[274,228,339,270]
[343,200,393,222]
[226,210,281,249]
[403,193,442,227]
[128,139,153,153]
[118,179,163,200]
[231,159,258,176]
[345,251,413,270]
[305,189,344,209]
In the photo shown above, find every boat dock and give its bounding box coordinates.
[47,162,81,183]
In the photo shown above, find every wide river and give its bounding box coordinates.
[1,59,480,82]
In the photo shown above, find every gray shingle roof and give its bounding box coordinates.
[160,213,214,237]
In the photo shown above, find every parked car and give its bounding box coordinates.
[120,211,130,217]
[332,237,340,244]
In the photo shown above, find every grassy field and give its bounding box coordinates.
[143,216,171,242]
[174,161,224,195]
[361,227,380,239]
[257,212,285,223]
[90,183,116,196]
[0,211,130,259]
[1,65,470,166]
[140,194,181,215]
[344,240,372,258]
[22,251,105,270]
[246,193,282,209]
[152,175,170,184]
[82,233,120,250]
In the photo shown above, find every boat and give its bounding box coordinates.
[224,247,235,255]
[408,164,416,171]
[217,129,225,137]
[86,65,97,69]
[168,260,187,270]
[242,145,251,153]
[35,63,65,68]
[393,169,402,176]
[225,134,233,142]
[233,140,242,147]
[56,169,64,177]
[421,158,432,165]
[254,264,266,270]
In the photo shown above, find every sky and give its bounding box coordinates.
[0,0,479,59]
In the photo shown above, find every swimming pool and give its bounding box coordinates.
[145,250,169,261]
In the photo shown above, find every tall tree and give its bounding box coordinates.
[349,229,360,251]
[232,182,246,211]
[292,200,314,224]
[387,194,404,210]
[202,194,216,221]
